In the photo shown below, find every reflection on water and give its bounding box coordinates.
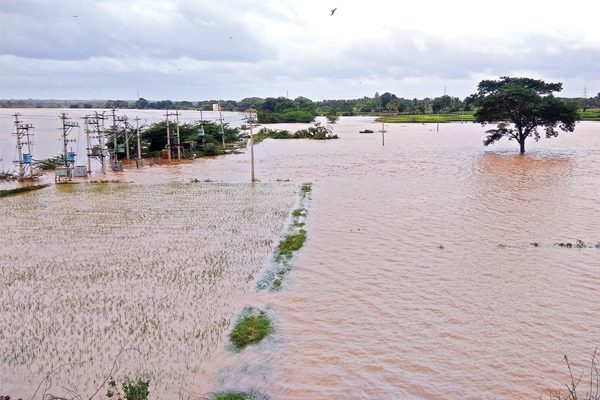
[1,117,599,399]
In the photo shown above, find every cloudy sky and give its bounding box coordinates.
[1,0,599,101]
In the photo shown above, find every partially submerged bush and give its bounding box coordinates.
[107,377,150,400]
[230,308,272,350]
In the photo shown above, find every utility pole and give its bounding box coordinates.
[175,109,181,160]
[245,109,257,182]
[59,112,78,168]
[379,119,386,146]
[165,110,172,164]
[124,116,130,161]
[134,116,142,162]
[13,114,23,179]
[219,101,225,154]
[95,111,107,174]
[109,108,127,168]
[84,116,91,173]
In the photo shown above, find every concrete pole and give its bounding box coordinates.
[99,112,106,174]
[166,111,171,163]
[219,101,225,153]
[136,117,142,161]
[14,114,23,180]
[125,117,130,161]
[60,113,69,167]
[85,116,91,174]
[24,122,33,178]
[249,111,255,182]
[176,110,181,160]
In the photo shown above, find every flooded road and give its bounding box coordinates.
[1,115,600,399]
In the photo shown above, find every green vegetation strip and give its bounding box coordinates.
[0,184,50,198]
[229,308,273,351]
[211,390,269,400]
[380,112,476,123]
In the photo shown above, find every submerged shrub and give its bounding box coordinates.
[230,308,272,350]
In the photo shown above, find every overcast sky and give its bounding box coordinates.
[1,0,599,101]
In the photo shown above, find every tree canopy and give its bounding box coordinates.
[469,77,579,153]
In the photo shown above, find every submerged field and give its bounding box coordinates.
[0,182,297,397]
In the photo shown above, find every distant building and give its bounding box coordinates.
[212,104,221,111]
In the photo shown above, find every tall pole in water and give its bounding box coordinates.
[84,116,91,173]
[60,113,69,166]
[14,114,23,180]
[99,112,106,174]
[165,110,171,164]
[246,109,256,182]
[380,119,386,146]
[124,116,130,161]
[135,117,142,161]
[175,110,181,160]
[219,101,225,154]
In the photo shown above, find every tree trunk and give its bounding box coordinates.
[518,131,526,154]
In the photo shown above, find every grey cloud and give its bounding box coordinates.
[1,0,276,62]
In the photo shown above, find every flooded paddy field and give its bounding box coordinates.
[0,182,297,397]
[1,115,600,399]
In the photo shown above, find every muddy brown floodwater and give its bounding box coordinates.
[1,117,600,399]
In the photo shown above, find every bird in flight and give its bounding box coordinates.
[330,8,337,16]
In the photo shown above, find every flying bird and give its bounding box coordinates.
[73,15,78,17]
[330,8,337,16]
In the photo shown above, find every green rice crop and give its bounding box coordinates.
[0,181,296,396]
[0,184,50,198]
[257,183,312,292]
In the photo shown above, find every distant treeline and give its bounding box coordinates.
[2,92,599,117]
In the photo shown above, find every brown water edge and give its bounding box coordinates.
[2,119,600,399]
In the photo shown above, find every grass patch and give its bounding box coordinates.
[380,112,476,123]
[209,390,269,400]
[258,183,312,292]
[216,393,245,400]
[0,184,50,198]
[292,208,305,218]
[230,308,273,351]
[278,229,307,255]
[581,109,600,121]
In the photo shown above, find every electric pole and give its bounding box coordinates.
[59,112,78,169]
[245,109,257,182]
[165,110,172,163]
[175,109,181,161]
[219,101,225,154]
[84,116,91,173]
[134,117,142,162]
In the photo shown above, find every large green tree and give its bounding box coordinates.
[469,77,579,153]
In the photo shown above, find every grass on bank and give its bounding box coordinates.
[379,112,476,123]
[210,390,269,400]
[0,184,50,198]
[229,308,273,351]
[380,109,600,123]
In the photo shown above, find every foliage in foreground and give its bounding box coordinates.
[0,184,50,198]
[107,377,150,400]
[229,308,273,350]
[546,348,599,400]
[33,155,65,170]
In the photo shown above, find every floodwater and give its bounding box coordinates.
[1,113,600,399]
